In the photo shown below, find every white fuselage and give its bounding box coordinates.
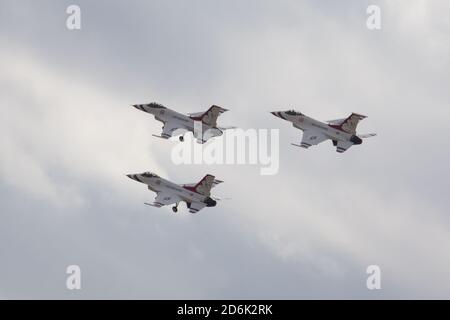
[292,114,353,142]
[133,173,207,204]
[147,106,222,138]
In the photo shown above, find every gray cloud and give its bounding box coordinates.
[1,0,450,299]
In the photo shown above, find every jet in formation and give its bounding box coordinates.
[126,172,223,214]
[132,102,234,143]
[271,110,376,153]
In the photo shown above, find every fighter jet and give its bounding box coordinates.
[126,172,223,214]
[132,102,233,143]
[271,110,376,153]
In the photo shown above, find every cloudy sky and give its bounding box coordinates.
[1,0,450,299]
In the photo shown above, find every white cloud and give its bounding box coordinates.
[0,49,168,208]
[1,0,450,298]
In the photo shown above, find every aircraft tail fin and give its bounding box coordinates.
[183,174,220,196]
[190,105,228,127]
[195,174,215,196]
[332,113,367,134]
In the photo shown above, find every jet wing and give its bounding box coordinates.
[188,201,206,214]
[336,140,353,153]
[292,130,329,149]
[146,192,181,207]
[155,121,181,139]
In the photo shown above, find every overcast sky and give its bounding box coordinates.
[1,0,450,299]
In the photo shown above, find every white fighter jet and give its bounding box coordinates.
[132,102,233,143]
[126,172,223,214]
[271,110,376,153]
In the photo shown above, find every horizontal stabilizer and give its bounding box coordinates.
[336,140,353,153]
[218,126,238,130]
[291,143,308,148]
[189,202,206,214]
[144,202,163,208]
[358,133,377,138]
[211,196,231,201]
[152,134,169,139]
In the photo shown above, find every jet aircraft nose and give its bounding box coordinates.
[132,104,149,112]
[271,111,283,118]
[126,174,139,181]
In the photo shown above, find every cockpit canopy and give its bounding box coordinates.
[285,110,302,116]
[141,172,159,178]
[146,102,166,109]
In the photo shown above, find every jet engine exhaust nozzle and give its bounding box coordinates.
[350,135,363,145]
[205,197,217,207]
